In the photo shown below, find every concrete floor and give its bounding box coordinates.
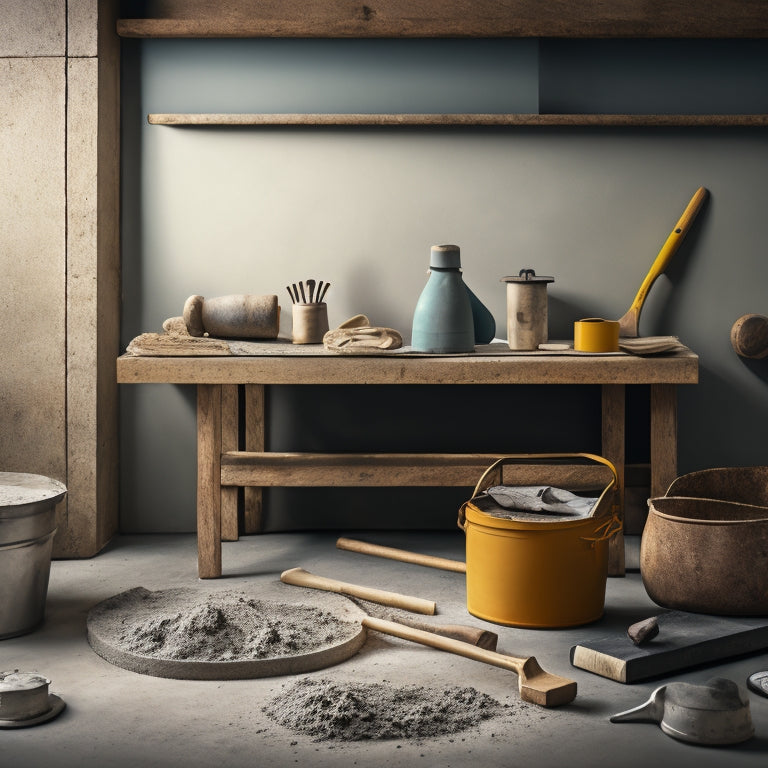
[1,531,767,768]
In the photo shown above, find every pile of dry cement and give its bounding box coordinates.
[92,587,358,662]
[263,678,504,740]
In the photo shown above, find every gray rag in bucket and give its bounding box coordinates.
[484,486,597,518]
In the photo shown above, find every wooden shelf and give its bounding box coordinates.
[117,1,768,39]
[148,113,768,128]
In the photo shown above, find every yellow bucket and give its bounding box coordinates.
[458,454,622,628]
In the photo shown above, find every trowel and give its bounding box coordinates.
[616,186,708,337]
[610,677,754,746]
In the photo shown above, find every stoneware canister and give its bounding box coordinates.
[501,269,554,350]
[411,244,475,353]
[292,303,329,344]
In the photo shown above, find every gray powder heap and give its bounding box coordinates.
[97,588,358,662]
[263,678,504,741]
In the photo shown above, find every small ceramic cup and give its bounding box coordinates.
[292,303,329,344]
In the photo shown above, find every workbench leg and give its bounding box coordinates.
[197,384,222,578]
[244,384,265,533]
[602,384,626,576]
[650,384,678,498]
[220,384,240,542]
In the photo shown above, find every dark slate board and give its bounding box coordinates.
[570,611,768,683]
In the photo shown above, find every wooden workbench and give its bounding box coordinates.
[117,341,698,578]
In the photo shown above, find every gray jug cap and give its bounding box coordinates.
[430,244,461,269]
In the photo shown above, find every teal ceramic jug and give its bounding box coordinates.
[411,244,476,353]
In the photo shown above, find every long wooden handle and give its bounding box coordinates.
[362,616,577,707]
[362,616,526,674]
[388,616,497,651]
[618,186,708,336]
[336,537,467,573]
[280,567,436,615]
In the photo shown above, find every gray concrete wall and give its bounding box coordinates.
[119,38,768,533]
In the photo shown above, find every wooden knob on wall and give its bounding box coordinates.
[731,314,768,359]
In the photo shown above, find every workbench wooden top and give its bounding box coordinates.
[117,344,698,386]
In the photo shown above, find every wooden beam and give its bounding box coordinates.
[220,452,615,488]
[116,350,700,387]
[220,384,240,541]
[197,385,222,578]
[602,384,626,576]
[243,384,265,532]
[117,0,768,39]
[650,384,678,498]
[148,113,768,128]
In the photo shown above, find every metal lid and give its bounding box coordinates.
[501,268,554,284]
[429,244,462,269]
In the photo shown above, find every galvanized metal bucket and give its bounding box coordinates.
[0,473,66,639]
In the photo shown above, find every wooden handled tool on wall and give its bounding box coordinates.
[617,186,709,337]
[280,568,497,649]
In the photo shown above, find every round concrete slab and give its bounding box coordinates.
[86,584,366,680]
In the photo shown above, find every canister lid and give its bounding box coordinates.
[430,244,462,269]
[501,269,554,284]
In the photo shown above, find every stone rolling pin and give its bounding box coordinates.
[183,294,280,339]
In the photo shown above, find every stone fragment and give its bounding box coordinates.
[628,616,660,645]
[162,316,190,336]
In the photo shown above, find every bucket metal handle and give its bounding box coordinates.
[458,453,620,531]
[580,513,623,546]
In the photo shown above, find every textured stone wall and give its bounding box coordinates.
[0,0,119,556]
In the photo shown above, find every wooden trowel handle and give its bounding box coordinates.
[362,615,527,674]
[336,537,467,573]
[390,617,498,651]
[280,567,436,615]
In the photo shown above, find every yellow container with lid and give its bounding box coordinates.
[574,318,620,352]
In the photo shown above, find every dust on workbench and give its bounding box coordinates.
[95,587,359,661]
